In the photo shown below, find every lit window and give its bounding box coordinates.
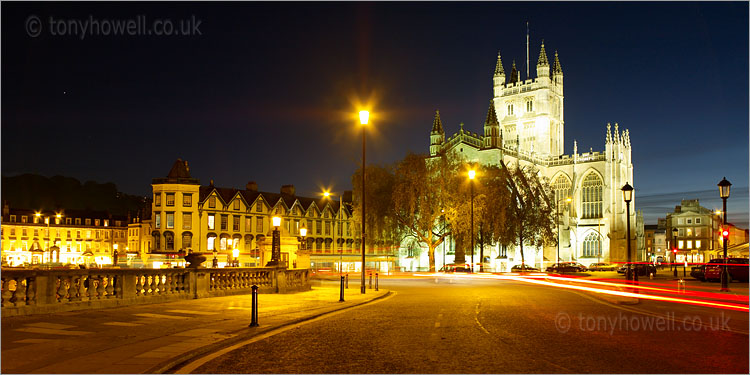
[695,240,701,249]
[220,237,227,251]
[21,216,27,223]
[155,193,161,206]
[686,240,692,249]
[155,213,161,229]
[95,219,100,226]
[104,219,109,226]
[581,173,603,219]
[686,228,692,236]
[207,235,216,251]
[678,240,684,249]
[33,216,40,224]
[552,175,572,209]
[209,196,216,208]
[208,214,215,230]
[166,193,175,206]
[183,213,192,230]
[183,194,192,207]
[166,213,174,229]
[245,217,251,232]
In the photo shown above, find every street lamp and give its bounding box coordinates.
[359,110,369,294]
[233,248,240,267]
[718,177,731,292]
[300,226,307,250]
[324,191,344,276]
[468,169,476,272]
[672,227,678,277]
[621,182,635,282]
[267,216,282,267]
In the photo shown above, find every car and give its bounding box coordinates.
[704,258,749,282]
[617,263,657,277]
[546,262,585,273]
[439,263,473,273]
[588,262,617,271]
[511,264,539,272]
[690,259,723,281]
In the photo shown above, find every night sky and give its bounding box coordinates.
[2,2,748,227]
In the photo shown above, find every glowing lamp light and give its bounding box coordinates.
[566,197,572,203]
[621,182,633,203]
[359,110,369,125]
[233,248,239,258]
[300,227,307,237]
[721,229,730,238]
[35,212,41,218]
[718,177,731,199]
[324,191,331,198]
[272,216,281,227]
[468,169,476,180]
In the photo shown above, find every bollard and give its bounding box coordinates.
[249,285,259,327]
[369,272,373,289]
[339,275,345,302]
[345,273,349,289]
[649,272,654,280]
[375,272,379,291]
[677,279,685,293]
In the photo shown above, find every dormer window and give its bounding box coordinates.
[209,196,216,208]
[234,200,240,210]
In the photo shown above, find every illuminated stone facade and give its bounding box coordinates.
[0,205,127,267]
[428,42,641,270]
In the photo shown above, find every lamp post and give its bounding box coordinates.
[267,216,282,267]
[621,183,635,282]
[718,177,731,292]
[232,248,239,267]
[672,227,678,277]
[359,110,369,294]
[324,191,344,276]
[300,226,307,251]
[441,209,446,271]
[468,169,476,272]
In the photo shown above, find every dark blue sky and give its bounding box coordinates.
[2,2,748,227]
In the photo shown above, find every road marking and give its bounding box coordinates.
[25,322,75,330]
[474,301,490,335]
[103,322,143,327]
[173,291,397,374]
[166,310,219,315]
[16,327,91,336]
[133,313,190,320]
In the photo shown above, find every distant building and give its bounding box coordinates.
[665,199,722,264]
[644,223,666,262]
[427,41,640,269]
[149,159,396,271]
[1,203,127,267]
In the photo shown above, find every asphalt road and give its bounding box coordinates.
[192,276,749,374]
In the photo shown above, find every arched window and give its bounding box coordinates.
[552,175,572,208]
[164,231,174,251]
[152,231,161,250]
[207,233,217,251]
[581,173,603,219]
[583,232,601,257]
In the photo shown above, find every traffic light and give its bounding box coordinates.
[673,248,677,254]
[721,228,730,238]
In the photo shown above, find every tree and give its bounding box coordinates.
[501,161,556,268]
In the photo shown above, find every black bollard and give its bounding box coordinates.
[339,275,345,302]
[345,273,349,289]
[375,272,379,291]
[369,272,372,289]
[249,284,259,327]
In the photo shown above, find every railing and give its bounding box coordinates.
[1,267,310,316]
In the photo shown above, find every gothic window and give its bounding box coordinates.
[164,232,174,250]
[583,232,600,257]
[581,173,603,219]
[552,175,572,209]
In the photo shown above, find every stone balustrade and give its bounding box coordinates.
[1,267,310,316]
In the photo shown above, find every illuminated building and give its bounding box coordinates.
[0,203,127,267]
[150,160,394,271]
[428,42,641,270]
[666,199,748,262]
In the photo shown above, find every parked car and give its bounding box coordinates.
[588,262,617,271]
[690,259,723,281]
[511,264,539,272]
[617,263,657,276]
[546,262,586,273]
[704,258,749,282]
[439,263,473,273]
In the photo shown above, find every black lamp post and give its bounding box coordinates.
[359,110,369,294]
[718,177,731,292]
[266,216,282,267]
[469,169,476,272]
[672,227,678,277]
[622,183,634,282]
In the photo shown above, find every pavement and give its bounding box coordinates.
[1,280,389,374]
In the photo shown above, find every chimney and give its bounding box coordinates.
[675,205,681,213]
[246,181,258,192]
[280,185,295,196]
[210,179,214,187]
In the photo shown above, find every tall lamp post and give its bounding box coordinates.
[359,110,369,294]
[267,216,282,267]
[672,227,678,277]
[468,169,476,272]
[324,191,344,276]
[718,177,731,292]
[622,183,635,282]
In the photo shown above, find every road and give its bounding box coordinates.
[191,276,748,374]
